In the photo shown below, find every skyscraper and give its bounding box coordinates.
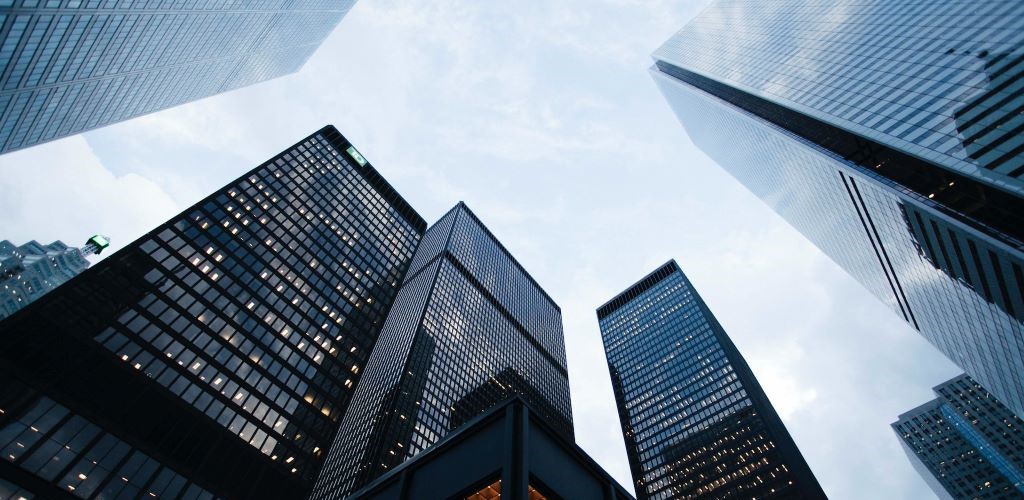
[0,125,425,499]
[310,202,573,499]
[0,234,107,320]
[893,374,1024,499]
[0,1,356,154]
[651,1,1024,417]
[598,261,825,499]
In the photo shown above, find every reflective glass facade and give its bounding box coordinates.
[894,374,1024,499]
[652,0,1024,418]
[0,125,426,499]
[310,203,573,500]
[1,380,217,500]
[0,0,355,153]
[598,261,825,500]
[0,239,92,320]
[654,0,1024,195]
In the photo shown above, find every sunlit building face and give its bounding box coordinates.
[0,1,356,154]
[651,0,1024,419]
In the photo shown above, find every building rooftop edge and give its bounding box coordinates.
[893,399,945,425]
[596,260,680,320]
[893,373,972,425]
[932,373,971,392]
[449,201,562,313]
[318,125,428,234]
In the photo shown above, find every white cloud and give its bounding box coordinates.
[129,98,249,153]
[0,136,179,258]
[50,1,962,498]
[753,343,819,420]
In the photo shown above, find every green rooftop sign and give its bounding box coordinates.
[89,235,111,253]
[346,146,367,167]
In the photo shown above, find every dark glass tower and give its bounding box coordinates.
[0,125,425,499]
[894,374,1024,499]
[0,1,355,154]
[598,261,825,500]
[309,203,573,500]
[652,1,1024,417]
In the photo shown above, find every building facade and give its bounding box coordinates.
[652,0,1024,417]
[0,0,355,154]
[598,261,825,499]
[0,235,107,320]
[310,202,573,499]
[894,374,1024,499]
[346,398,632,500]
[0,125,426,499]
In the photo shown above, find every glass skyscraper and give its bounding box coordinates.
[0,1,355,154]
[310,202,573,500]
[652,0,1024,417]
[0,234,107,320]
[0,125,425,499]
[894,374,1024,499]
[598,261,825,500]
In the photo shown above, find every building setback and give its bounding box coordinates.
[310,202,573,499]
[0,1,355,154]
[651,0,1024,418]
[894,374,1024,500]
[0,125,425,499]
[0,235,107,320]
[598,261,825,500]
[346,398,632,500]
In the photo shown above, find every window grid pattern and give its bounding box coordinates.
[654,0,1024,192]
[0,477,32,500]
[310,204,572,500]
[599,262,823,500]
[0,0,355,153]
[894,374,1024,498]
[447,210,566,371]
[0,382,215,500]
[0,127,425,498]
[0,239,90,320]
[87,132,422,484]
[651,60,1024,418]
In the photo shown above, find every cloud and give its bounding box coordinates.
[753,343,819,420]
[55,1,961,497]
[0,136,179,258]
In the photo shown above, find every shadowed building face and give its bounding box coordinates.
[310,203,573,500]
[0,125,425,499]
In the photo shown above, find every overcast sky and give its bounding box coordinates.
[0,1,961,498]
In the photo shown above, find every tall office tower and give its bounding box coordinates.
[598,261,825,500]
[0,125,426,499]
[0,234,107,320]
[893,374,1024,499]
[0,1,356,154]
[310,202,573,499]
[651,1,1024,417]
